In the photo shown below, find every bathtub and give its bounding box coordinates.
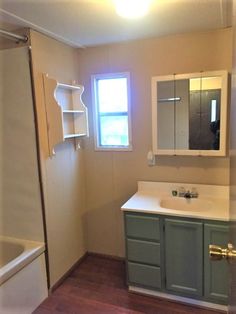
[0,236,48,314]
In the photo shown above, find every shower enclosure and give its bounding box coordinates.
[0,30,47,314]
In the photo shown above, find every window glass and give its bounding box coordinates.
[92,73,131,150]
[98,78,128,113]
[100,115,129,146]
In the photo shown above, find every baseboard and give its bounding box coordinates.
[87,251,125,261]
[129,286,228,313]
[49,252,88,293]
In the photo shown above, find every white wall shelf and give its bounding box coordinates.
[42,73,89,156]
[62,110,84,113]
[64,133,87,139]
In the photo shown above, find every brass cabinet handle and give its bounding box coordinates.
[209,243,236,261]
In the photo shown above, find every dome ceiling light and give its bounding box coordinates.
[113,0,152,19]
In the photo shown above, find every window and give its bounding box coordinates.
[92,72,132,151]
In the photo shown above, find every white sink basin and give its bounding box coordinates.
[121,181,229,220]
[160,197,213,212]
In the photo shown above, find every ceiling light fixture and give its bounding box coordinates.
[113,0,152,19]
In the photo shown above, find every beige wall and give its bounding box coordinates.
[77,28,232,257]
[30,30,86,287]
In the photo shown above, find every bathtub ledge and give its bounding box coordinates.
[0,236,45,285]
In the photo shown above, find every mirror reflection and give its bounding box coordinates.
[156,75,222,151]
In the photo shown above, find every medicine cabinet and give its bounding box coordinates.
[151,71,228,156]
[42,73,89,157]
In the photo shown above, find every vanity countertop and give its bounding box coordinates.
[121,181,230,221]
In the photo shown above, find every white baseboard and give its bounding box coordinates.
[129,286,228,313]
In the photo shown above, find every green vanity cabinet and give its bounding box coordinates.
[124,211,229,305]
[204,223,229,304]
[165,219,203,297]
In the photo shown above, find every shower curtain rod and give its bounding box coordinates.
[0,29,28,43]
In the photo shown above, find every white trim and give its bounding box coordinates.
[151,70,228,157]
[129,286,228,312]
[91,72,132,152]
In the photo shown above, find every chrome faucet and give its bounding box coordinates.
[177,187,198,199]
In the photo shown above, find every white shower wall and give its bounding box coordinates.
[0,46,44,242]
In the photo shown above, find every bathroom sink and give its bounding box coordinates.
[160,197,213,212]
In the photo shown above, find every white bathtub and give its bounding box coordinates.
[0,236,48,314]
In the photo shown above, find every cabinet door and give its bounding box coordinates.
[204,224,229,304]
[165,219,203,297]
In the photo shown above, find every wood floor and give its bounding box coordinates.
[34,255,224,314]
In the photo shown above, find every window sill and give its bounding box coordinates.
[94,145,133,152]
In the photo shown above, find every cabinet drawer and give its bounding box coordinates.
[125,214,160,241]
[127,239,161,266]
[128,262,161,289]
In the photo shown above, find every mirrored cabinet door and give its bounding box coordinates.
[152,71,228,156]
[157,79,175,150]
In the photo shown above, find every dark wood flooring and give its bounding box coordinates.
[34,255,224,314]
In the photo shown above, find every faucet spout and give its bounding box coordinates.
[177,187,199,198]
[184,191,191,199]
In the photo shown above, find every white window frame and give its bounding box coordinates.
[91,72,132,151]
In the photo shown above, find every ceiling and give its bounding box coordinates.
[0,0,232,48]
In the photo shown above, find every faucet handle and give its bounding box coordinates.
[178,186,186,197]
[191,187,198,198]
[172,190,178,197]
